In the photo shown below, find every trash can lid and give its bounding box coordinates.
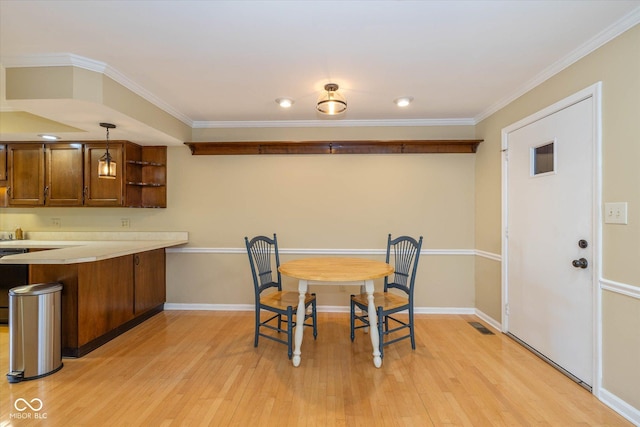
[9,282,63,296]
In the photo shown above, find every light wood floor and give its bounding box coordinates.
[0,311,631,426]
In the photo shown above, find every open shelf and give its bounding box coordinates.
[125,146,167,208]
[184,139,483,155]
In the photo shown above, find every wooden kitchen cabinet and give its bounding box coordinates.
[45,143,84,206]
[0,144,6,182]
[134,249,166,315]
[77,255,135,345]
[0,145,6,207]
[7,143,84,206]
[83,142,125,206]
[7,143,45,206]
[30,249,167,357]
[4,141,166,208]
[84,142,167,207]
[125,144,167,208]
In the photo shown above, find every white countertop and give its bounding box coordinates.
[0,232,188,264]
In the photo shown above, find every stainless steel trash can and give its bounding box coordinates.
[6,282,63,383]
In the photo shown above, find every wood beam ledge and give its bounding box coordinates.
[184,140,483,155]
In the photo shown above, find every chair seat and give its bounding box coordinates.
[351,291,408,311]
[261,290,315,310]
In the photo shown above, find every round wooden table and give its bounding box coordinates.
[279,257,394,368]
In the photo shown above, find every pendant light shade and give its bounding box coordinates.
[98,122,117,179]
[317,83,347,115]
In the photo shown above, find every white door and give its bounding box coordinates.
[505,96,595,387]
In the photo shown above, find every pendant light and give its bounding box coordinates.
[317,83,347,115]
[98,122,117,179]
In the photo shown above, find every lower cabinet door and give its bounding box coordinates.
[77,256,135,345]
[134,249,166,315]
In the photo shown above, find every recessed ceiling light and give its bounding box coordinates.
[276,98,294,108]
[394,97,414,107]
[38,134,60,140]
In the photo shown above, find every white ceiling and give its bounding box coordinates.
[1,1,639,143]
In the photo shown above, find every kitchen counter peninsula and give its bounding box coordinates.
[0,232,188,357]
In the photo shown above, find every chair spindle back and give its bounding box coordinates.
[245,234,282,294]
[384,234,423,295]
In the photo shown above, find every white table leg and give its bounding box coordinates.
[365,279,382,368]
[360,284,368,333]
[292,279,308,367]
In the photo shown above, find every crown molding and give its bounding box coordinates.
[1,53,194,127]
[0,52,107,71]
[101,65,193,126]
[475,6,640,123]
[192,118,476,129]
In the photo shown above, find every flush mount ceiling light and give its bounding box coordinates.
[38,134,60,141]
[394,96,414,107]
[276,98,294,108]
[98,122,117,179]
[317,83,347,115]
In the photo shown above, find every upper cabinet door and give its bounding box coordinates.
[83,143,124,207]
[45,143,84,206]
[0,144,7,182]
[7,143,45,206]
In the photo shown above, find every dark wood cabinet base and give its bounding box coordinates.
[63,304,163,357]
[30,249,167,358]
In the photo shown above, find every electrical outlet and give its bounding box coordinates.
[120,218,130,228]
[51,218,61,228]
[604,202,628,224]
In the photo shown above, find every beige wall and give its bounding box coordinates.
[1,125,478,310]
[474,25,640,412]
[168,143,475,249]
[172,138,477,308]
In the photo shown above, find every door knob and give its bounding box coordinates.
[572,258,588,269]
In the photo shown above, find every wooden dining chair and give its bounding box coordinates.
[245,234,317,359]
[350,234,423,358]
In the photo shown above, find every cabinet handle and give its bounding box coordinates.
[44,186,49,200]
[135,255,140,266]
[6,186,10,197]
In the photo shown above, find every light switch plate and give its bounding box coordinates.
[604,202,628,224]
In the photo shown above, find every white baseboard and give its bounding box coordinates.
[414,307,475,315]
[474,309,502,332]
[598,387,640,426]
[164,303,253,311]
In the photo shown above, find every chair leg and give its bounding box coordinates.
[312,296,318,339]
[287,306,293,359]
[409,306,416,350]
[350,297,355,342]
[254,307,260,348]
[377,306,384,359]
